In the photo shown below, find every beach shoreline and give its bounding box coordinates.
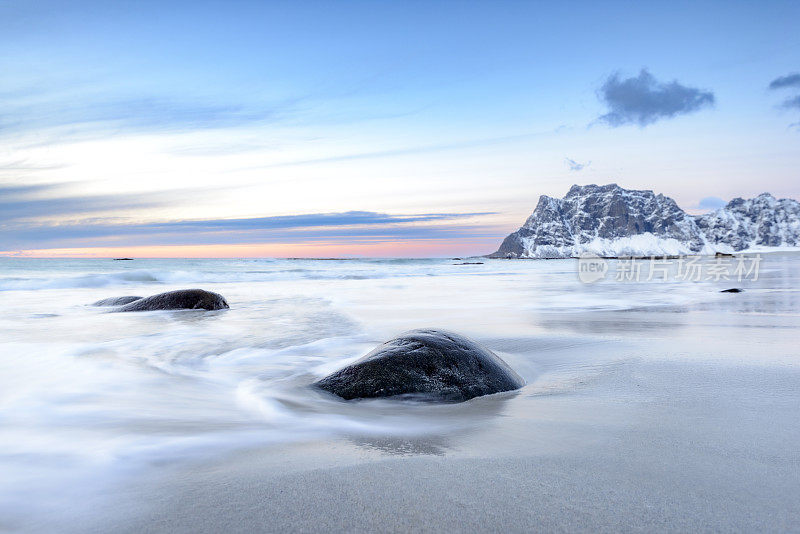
[67,356,800,533]
[1,255,799,533]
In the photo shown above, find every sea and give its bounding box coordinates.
[1,254,799,532]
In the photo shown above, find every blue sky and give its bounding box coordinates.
[1,0,799,256]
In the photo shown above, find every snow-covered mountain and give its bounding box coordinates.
[696,193,800,252]
[489,184,800,258]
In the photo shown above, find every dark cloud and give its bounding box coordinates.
[779,94,800,110]
[597,69,715,127]
[0,210,498,249]
[565,158,590,172]
[768,73,800,124]
[769,73,800,90]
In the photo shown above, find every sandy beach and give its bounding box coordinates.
[80,351,800,533]
[1,255,799,533]
[5,2,800,531]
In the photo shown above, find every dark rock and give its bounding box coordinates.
[715,252,734,258]
[92,296,143,306]
[113,258,134,260]
[314,329,524,402]
[720,288,744,293]
[454,262,484,265]
[114,289,229,312]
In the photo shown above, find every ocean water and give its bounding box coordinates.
[1,254,799,532]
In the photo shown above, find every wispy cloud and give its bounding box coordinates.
[0,182,223,223]
[0,182,64,198]
[0,88,305,144]
[564,157,590,172]
[596,69,715,127]
[233,129,567,171]
[0,210,498,250]
[0,72,432,147]
[0,180,501,251]
[0,160,65,172]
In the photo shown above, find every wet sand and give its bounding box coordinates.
[3,255,800,533]
[78,321,800,533]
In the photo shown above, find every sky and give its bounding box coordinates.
[1,0,799,257]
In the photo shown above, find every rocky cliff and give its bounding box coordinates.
[490,184,800,258]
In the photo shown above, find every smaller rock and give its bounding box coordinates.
[92,296,143,306]
[720,288,744,293]
[113,289,229,312]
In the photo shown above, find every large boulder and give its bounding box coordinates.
[92,296,143,306]
[113,289,229,312]
[314,329,524,402]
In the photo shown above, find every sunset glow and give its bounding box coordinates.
[3,239,500,259]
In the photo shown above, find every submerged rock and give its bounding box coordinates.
[92,296,143,306]
[114,289,229,312]
[720,288,744,293]
[314,329,524,402]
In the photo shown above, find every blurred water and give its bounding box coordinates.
[0,254,799,531]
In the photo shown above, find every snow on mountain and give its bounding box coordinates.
[696,193,800,252]
[490,184,800,258]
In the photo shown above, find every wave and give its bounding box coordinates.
[0,269,391,290]
[0,259,490,291]
[0,269,167,290]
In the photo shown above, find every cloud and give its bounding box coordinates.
[597,69,715,127]
[768,73,800,124]
[0,160,65,172]
[782,95,800,110]
[0,182,224,223]
[0,210,498,250]
[769,73,800,90]
[119,211,495,232]
[0,182,63,198]
[0,86,305,143]
[565,158,590,172]
[233,129,564,171]
[0,183,499,251]
[698,196,726,210]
